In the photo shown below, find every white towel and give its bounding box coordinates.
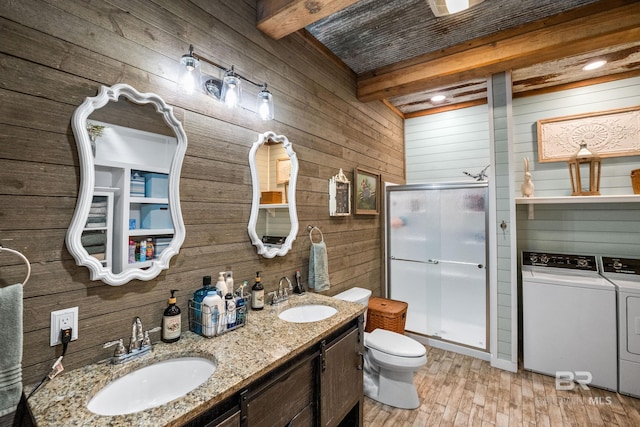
[308,242,330,291]
[0,284,23,416]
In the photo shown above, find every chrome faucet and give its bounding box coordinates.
[271,277,293,305]
[103,317,160,364]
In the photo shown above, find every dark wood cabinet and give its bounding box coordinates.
[319,325,364,427]
[243,353,316,427]
[183,316,363,427]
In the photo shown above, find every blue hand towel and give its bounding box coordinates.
[309,241,330,291]
[0,283,23,416]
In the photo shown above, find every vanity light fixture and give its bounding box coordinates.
[177,44,275,120]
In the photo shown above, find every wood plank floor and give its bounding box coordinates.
[363,346,640,426]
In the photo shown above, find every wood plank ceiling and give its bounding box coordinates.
[257,0,640,117]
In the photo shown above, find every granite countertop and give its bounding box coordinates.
[26,293,364,427]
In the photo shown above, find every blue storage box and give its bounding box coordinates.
[141,204,173,229]
[154,237,172,258]
[144,173,169,198]
[130,172,146,197]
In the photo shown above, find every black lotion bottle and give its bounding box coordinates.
[162,289,181,343]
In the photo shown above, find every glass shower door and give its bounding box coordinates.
[388,187,442,337]
[437,188,487,349]
[387,183,488,351]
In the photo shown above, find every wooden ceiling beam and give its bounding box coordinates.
[257,0,360,40]
[357,3,640,102]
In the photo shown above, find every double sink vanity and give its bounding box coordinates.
[26,293,365,426]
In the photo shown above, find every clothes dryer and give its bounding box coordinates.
[600,256,640,398]
[522,251,617,391]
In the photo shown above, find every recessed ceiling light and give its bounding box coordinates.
[582,60,607,71]
[430,94,446,103]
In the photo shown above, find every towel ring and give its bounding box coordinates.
[308,226,324,244]
[0,245,31,286]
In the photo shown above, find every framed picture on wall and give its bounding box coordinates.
[329,168,351,216]
[354,167,380,215]
[537,106,640,162]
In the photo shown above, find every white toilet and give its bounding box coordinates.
[333,287,427,409]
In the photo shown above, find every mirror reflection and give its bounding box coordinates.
[66,84,187,286]
[248,131,298,258]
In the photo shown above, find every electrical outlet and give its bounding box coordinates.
[50,307,79,346]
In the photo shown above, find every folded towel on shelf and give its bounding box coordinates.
[0,284,23,416]
[85,222,106,228]
[91,253,106,261]
[87,214,106,221]
[81,232,106,247]
[84,244,106,255]
[308,241,330,291]
[89,206,107,215]
[91,200,107,208]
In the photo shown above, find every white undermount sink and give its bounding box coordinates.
[278,304,338,323]
[87,356,216,416]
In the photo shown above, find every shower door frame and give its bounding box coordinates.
[385,182,490,353]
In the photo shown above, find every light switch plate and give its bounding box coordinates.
[50,307,79,346]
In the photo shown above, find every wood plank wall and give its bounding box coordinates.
[0,0,404,414]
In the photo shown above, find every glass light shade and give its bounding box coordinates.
[257,87,274,121]
[177,54,201,95]
[221,71,242,109]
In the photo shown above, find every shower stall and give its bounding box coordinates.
[386,182,488,352]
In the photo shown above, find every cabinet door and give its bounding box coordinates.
[245,355,315,427]
[320,327,363,427]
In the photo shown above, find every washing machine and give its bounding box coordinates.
[522,251,617,391]
[600,256,640,398]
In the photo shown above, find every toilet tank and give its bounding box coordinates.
[333,287,372,306]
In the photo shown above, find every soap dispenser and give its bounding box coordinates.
[162,290,181,343]
[251,271,264,310]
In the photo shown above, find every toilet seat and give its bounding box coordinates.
[366,329,426,358]
[364,329,427,371]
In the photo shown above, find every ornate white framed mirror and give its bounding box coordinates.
[247,131,299,258]
[66,84,187,286]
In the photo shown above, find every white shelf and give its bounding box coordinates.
[94,158,170,174]
[128,228,174,237]
[130,196,169,204]
[259,203,288,209]
[516,195,640,205]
